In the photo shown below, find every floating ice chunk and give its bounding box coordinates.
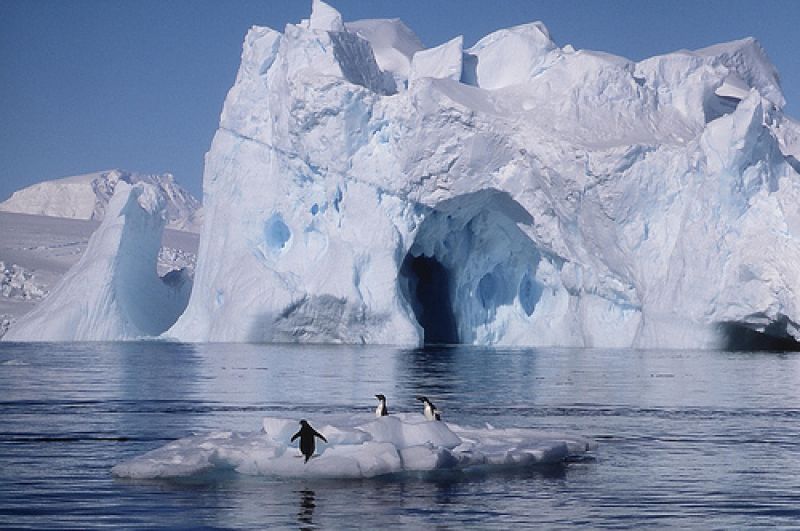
[112,415,595,480]
[112,431,235,479]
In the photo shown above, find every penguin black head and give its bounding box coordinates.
[375,394,388,417]
[416,396,440,421]
[299,419,309,426]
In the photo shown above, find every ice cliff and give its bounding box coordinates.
[9,0,800,348]
[165,0,800,348]
[3,182,192,341]
[0,169,203,233]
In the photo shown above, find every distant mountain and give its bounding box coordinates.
[0,169,203,232]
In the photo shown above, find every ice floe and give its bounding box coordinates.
[113,414,595,480]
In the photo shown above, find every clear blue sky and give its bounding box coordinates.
[2,0,799,201]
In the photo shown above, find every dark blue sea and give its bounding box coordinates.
[1,342,800,529]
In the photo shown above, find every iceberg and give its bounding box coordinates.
[166,1,800,348]
[7,0,800,348]
[112,414,595,480]
[3,182,192,341]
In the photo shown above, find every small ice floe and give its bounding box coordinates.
[113,413,596,480]
[1,359,27,366]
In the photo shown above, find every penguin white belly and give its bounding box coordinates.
[423,403,435,421]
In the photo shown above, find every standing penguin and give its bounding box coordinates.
[416,396,441,421]
[375,394,388,417]
[291,420,328,463]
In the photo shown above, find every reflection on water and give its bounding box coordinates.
[400,346,543,416]
[297,489,316,529]
[1,342,800,528]
[117,341,203,440]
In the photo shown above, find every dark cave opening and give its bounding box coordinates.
[719,321,800,352]
[401,255,460,345]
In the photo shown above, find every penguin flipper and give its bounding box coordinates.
[291,431,300,442]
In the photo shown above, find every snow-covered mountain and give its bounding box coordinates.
[0,169,203,233]
[7,0,800,348]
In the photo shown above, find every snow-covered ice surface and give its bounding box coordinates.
[2,183,195,341]
[112,413,595,480]
[162,0,800,349]
[0,169,203,233]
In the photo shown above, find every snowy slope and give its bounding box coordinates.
[0,169,203,233]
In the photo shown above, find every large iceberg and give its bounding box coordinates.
[166,0,800,348]
[112,414,595,480]
[7,0,800,348]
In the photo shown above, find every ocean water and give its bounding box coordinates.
[1,342,800,529]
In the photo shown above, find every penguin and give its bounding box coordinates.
[416,396,441,421]
[291,420,328,463]
[375,394,388,417]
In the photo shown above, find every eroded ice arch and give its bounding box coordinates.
[3,183,192,341]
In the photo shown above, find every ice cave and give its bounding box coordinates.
[398,190,554,345]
